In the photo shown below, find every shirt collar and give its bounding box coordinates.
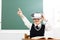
[34,23,41,27]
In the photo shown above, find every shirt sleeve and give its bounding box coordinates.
[42,20,51,31]
[21,14,32,29]
[45,21,51,31]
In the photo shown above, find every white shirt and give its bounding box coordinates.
[21,14,51,31]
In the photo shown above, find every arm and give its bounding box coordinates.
[41,15,51,31]
[45,21,51,31]
[17,8,32,29]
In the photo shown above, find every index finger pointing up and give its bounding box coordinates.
[18,8,21,11]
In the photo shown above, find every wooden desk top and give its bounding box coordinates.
[22,38,60,40]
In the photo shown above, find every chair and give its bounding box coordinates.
[22,34,30,40]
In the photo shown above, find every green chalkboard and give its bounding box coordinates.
[2,0,43,30]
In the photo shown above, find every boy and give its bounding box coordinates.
[17,8,50,38]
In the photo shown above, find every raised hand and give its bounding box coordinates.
[17,8,23,16]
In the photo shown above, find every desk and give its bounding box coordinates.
[23,34,60,40]
[22,38,60,40]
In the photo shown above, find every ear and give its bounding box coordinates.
[41,15,43,17]
[31,13,34,17]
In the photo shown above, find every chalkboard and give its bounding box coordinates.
[2,0,43,30]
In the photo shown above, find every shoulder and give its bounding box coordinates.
[41,24,45,27]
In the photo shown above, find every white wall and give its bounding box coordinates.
[0,0,60,40]
[0,33,23,40]
[43,0,60,38]
[0,30,29,40]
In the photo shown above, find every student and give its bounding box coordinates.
[17,8,51,38]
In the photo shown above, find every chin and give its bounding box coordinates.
[35,22,40,24]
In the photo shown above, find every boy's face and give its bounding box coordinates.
[33,18,42,24]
